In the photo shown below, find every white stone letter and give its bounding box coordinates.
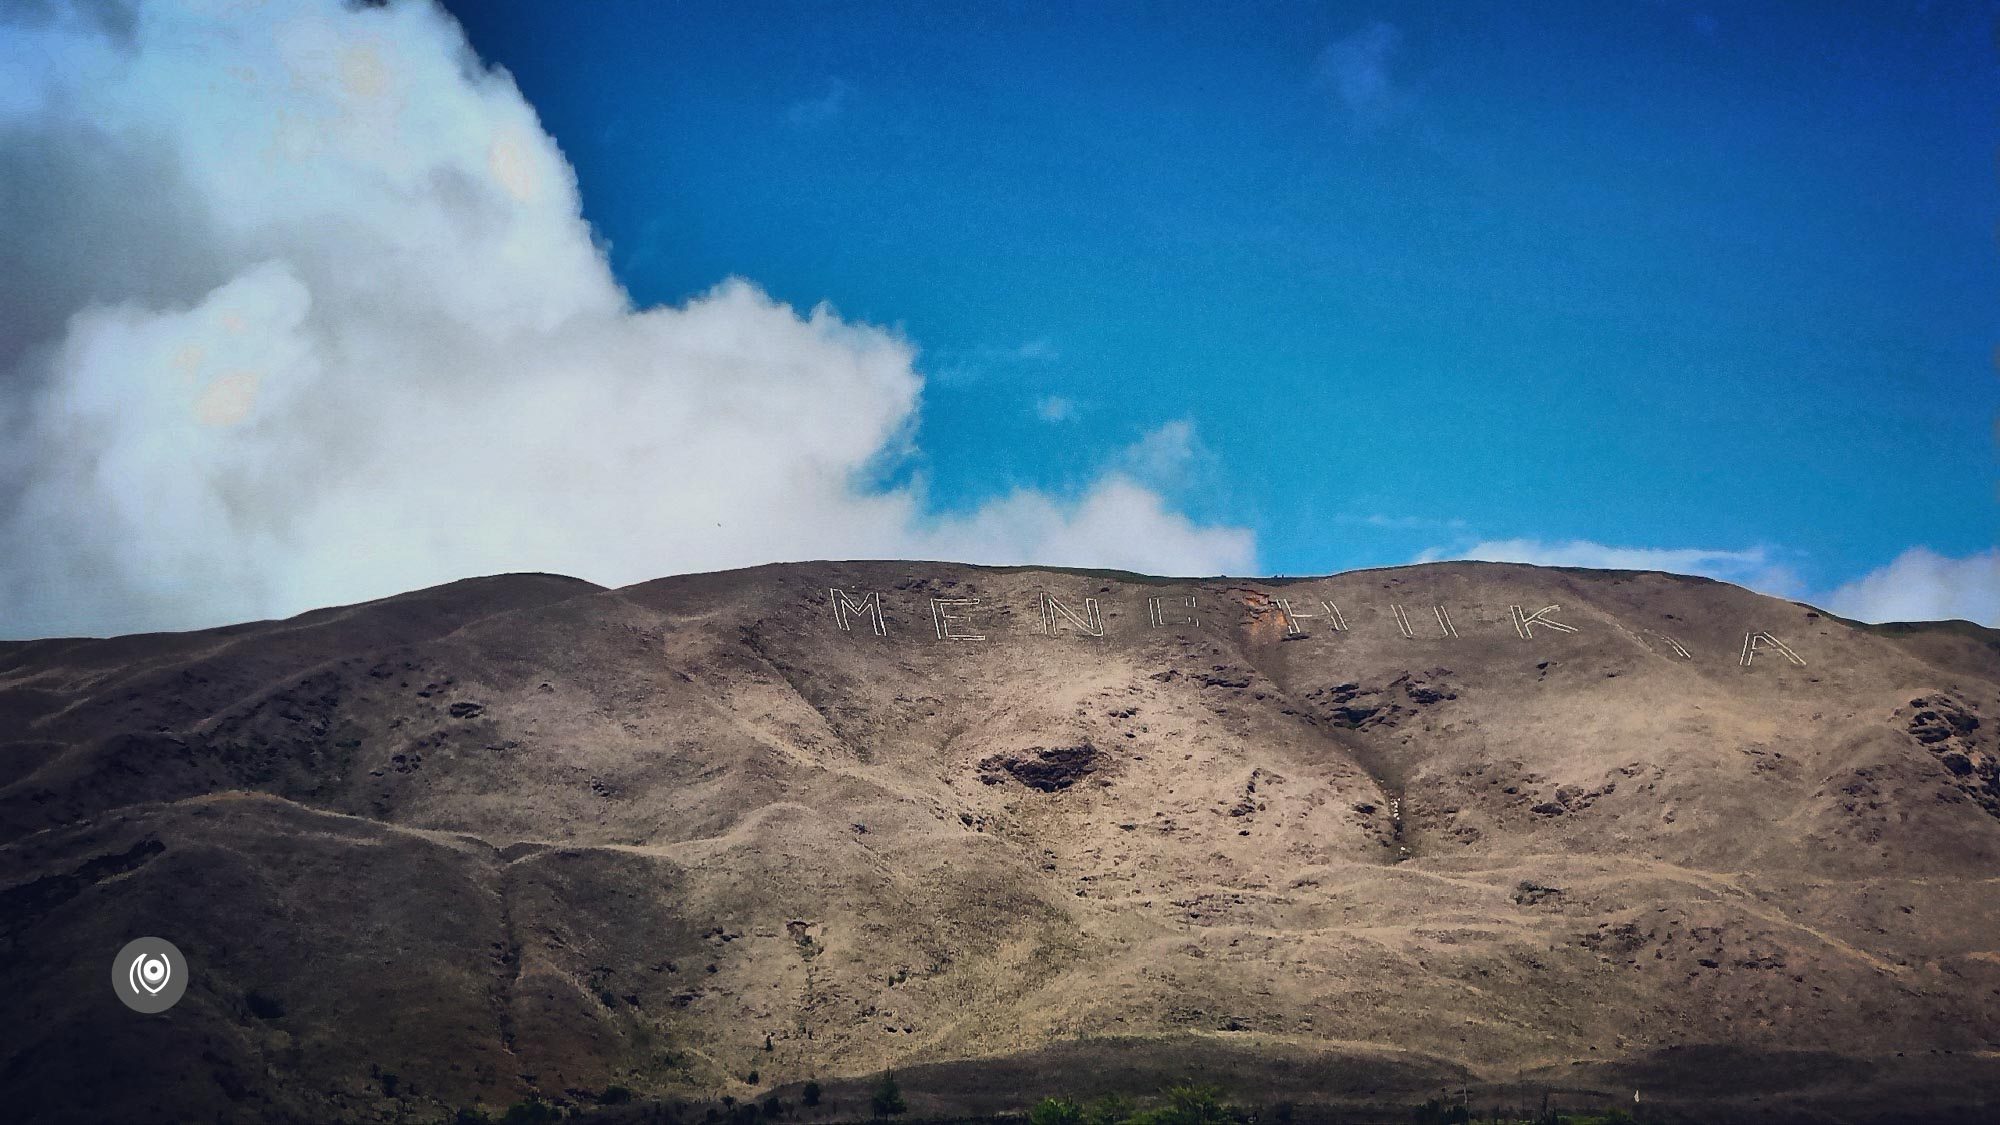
[1274,598,1346,635]
[1510,605,1578,639]
[1042,596,1104,638]
[1390,604,1457,639]
[1650,632,1693,660]
[1740,632,1804,667]
[1434,605,1458,638]
[829,589,887,636]
[1147,594,1199,629]
[931,598,987,641]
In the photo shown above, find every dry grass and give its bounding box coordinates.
[1,561,1996,1123]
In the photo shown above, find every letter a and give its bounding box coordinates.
[1510,605,1578,639]
[1740,632,1804,667]
[829,589,886,636]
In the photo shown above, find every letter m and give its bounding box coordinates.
[829,589,887,636]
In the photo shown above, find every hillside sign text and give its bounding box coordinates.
[825,588,1808,669]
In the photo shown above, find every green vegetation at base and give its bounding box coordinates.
[504,1099,563,1125]
[458,1075,1663,1124]
[1410,1104,1640,1125]
[870,1072,907,1117]
[1008,1084,1652,1125]
[1026,1085,1235,1125]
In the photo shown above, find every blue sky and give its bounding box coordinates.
[444,0,1996,593]
[0,0,1994,635]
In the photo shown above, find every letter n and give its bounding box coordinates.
[829,589,886,636]
[1043,596,1104,638]
[1740,632,1804,667]
[1510,605,1578,639]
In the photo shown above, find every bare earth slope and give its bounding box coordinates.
[1,561,1996,1123]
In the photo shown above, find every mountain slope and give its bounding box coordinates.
[2,561,1996,1123]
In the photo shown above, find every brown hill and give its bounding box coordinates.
[1,561,1996,1123]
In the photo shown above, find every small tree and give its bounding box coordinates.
[870,1072,906,1118]
[802,1081,822,1108]
[1030,1098,1085,1125]
[1410,1099,1468,1125]
[1154,1084,1233,1125]
[500,1100,560,1125]
[1084,1093,1135,1125]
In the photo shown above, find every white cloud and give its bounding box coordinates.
[1415,538,1804,598]
[0,0,1252,638]
[915,476,1253,579]
[1115,419,1210,489]
[785,77,850,127]
[1824,548,2000,626]
[1033,395,1078,423]
[925,338,1059,387]
[1350,513,1468,531]
[1414,538,2000,627]
[1010,337,1059,363]
[1314,21,1407,129]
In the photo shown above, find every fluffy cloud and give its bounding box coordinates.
[1314,21,1408,129]
[1033,395,1078,423]
[1824,548,2000,626]
[0,0,1252,638]
[1115,419,1212,489]
[1419,538,2000,626]
[785,77,850,128]
[1350,513,1468,531]
[914,475,1253,579]
[1415,539,1804,599]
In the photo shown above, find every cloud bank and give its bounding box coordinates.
[1414,539,1804,598]
[1418,538,2000,626]
[0,0,1253,638]
[1824,548,2000,626]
